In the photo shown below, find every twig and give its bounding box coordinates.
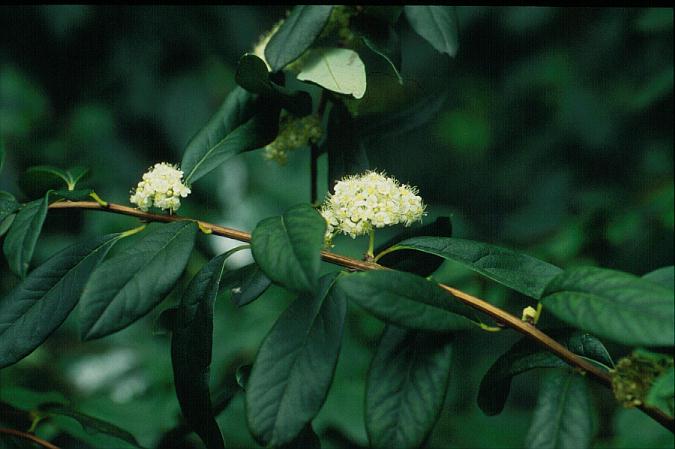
[47,201,675,432]
[0,428,61,449]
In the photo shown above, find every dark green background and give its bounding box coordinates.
[1,6,672,449]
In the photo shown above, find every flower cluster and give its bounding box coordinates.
[320,171,426,244]
[129,163,191,213]
[264,113,323,165]
[611,351,674,408]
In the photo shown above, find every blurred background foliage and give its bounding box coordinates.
[0,6,672,449]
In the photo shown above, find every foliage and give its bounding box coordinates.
[0,5,673,449]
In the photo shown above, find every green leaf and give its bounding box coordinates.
[0,139,5,174]
[354,16,403,84]
[323,101,369,191]
[265,5,334,72]
[354,90,449,141]
[23,165,71,188]
[230,264,272,307]
[375,217,452,276]
[39,403,143,448]
[236,54,312,116]
[388,237,563,299]
[181,87,279,184]
[642,266,674,290]
[524,369,594,449]
[297,48,367,99]
[477,331,613,416]
[246,273,346,446]
[541,267,674,346]
[404,6,459,57]
[0,233,121,368]
[251,203,325,294]
[335,270,477,331]
[172,251,236,449]
[645,367,674,417]
[366,325,453,449]
[51,188,94,202]
[0,213,15,238]
[0,191,20,222]
[79,221,198,340]
[3,194,49,278]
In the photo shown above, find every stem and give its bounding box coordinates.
[366,229,375,259]
[46,201,675,432]
[0,428,60,449]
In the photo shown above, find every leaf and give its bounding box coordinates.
[39,403,143,448]
[230,264,272,307]
[251,203,325,294]
[366,325,453,449]
[246,273,346,446]
[0,213,15,238]
[265,5,334,72]
[79,221,198,340]
[51,188,94,202]
[477,331,613,416]
[645,367,674,417]
[524,369,594,449]
[181,86,279,184]
[236,54,311,116]
[297,48,367,99]
[354,90,449,141]
[404,6,459,57]
[172,251,235,449]
[335,270,477,331]
[22,165,71,189]
[322,101,369,191]
[388,237,563,299]
[0,139,4,173]
[375,217,452,277]
[0,233,121,368]
[541,267,674,346]
[642,266,674,290]
[3,194,49,278]
[354,16,403,84]
[0,191,20,222]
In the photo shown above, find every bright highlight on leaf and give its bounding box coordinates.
[297,48,367,99]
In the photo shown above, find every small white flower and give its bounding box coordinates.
[129,162,191,213]
[319,171,426,243]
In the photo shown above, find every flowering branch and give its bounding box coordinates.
[47,200,675,431]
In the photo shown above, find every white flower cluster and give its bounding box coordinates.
[264,113,323,165]
[320,171,426,244]
[129,163,191,213]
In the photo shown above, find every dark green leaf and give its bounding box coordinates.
[265,5,334,72]
[645,367,674,417]
[79,221,198,340]
[643,266,674,290]
[354,90,448,140]
[524,369,594,449]
[404,6,459,57]
[323,101,369,192]
[335,270,477,331]
[22,165,70,190]
[236,364,252,391]
[251,203,325,294]
[51,188,94,202]
[389,237,563,299]
[0,213,15,238]
[541,267,674,346]
[3,194,49,278]
[66,166,90,187]
[236,54,311,116]
[246,273,345,446]
[375,217,452,276]
[477,331,612,416]
[366,325,453,449]
[0,191,20,222]
[0,139,4,173]
[354,16,403,83]
[0,233,121,368]
[181,87,279,184]
[230,264,272,307]
[279,424,321,449]
[172,251,235,449]
[39,402,143,448]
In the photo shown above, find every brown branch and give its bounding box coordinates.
[0,428,61,449]
[48,201,675,431]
